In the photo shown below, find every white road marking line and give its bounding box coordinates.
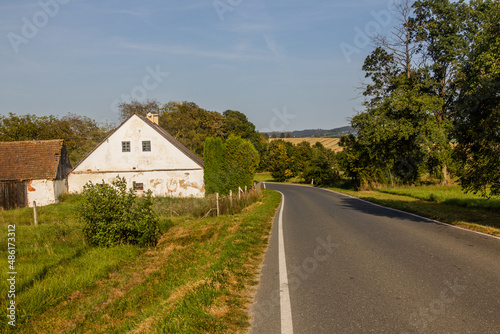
[277,191,294,333]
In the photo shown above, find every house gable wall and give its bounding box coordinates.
[68,115,204,197]
[72,116,200,173]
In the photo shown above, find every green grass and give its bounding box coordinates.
[254,172,274,182]
[378,185,500,211]
[0,190,281,333]
[254,172,305,184]
[0,197,146,330]
[328,186,500,237]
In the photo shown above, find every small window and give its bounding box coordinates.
[133,182,144,191]
[142,141,151,152]
[122,141,130,152]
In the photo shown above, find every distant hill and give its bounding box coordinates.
[265,126,356,138]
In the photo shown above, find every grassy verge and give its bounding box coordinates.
[254,172,274,183]
[254,172,305,184]
[328,186,500,237]
[1,189,281,333]
[378,185,500,211]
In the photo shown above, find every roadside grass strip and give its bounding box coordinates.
[329,187,500,237]
[378,185,500,211]
[0,190,281,333]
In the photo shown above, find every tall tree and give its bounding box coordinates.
[117,99,161,121]
[343,0,452,187]
[222,110,255,139]
[373,0,420,79]
[302,149,337,186]
[413,0,470,122]
[222,109,267,160]
[294,141,314,173]
[160,101,224,157]
[454,0,500,196]
[267,140,297,182]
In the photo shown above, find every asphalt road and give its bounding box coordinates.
[249,183,500,334]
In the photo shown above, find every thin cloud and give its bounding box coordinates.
[120,41,276,62]
[263,34,284,59]
[229,22,273,33]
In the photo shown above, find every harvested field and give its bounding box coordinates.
[270,137,343,152]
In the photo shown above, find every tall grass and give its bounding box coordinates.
[0,197,145,330]
[154,189,263,219]
[0,188,273,332]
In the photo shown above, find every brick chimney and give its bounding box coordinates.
[147,112,159,125]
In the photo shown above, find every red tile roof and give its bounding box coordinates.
[0,140,67,181]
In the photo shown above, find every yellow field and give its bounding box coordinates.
[270,137,343,152]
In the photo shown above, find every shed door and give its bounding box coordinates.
[0,181,27,210]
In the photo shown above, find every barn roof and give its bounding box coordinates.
[0,140,67,181]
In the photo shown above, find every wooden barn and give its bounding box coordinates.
[0,140,72,210]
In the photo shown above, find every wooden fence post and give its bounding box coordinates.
[33,200,38,226]
[216,193,220,217]
[229,190,233,207]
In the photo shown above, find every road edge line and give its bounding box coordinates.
[276,191,294,333]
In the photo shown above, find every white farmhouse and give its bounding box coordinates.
[68,113,205,197]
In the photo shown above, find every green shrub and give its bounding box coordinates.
[204,135,259,195]
[224,135,260,192]
[79,177,159,247]
[204,137,226,195]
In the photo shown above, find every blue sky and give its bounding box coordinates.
[1,0,399,132]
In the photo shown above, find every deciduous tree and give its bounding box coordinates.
[454,0,500,196]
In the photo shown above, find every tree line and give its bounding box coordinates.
[1,100,342,190]
[262,140,340,186]
[0,113,113,165]
[117,100,343,187]
[340,0,499,197]
[0,101,267,168]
